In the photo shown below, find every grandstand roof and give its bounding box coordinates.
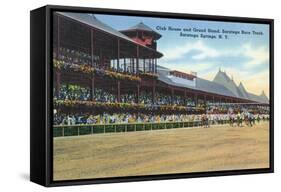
[157,65,269,104]
[56,12,163,56]
[213,71,243,97]
[238,82,250,99]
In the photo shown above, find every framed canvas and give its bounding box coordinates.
[30,5,274,187]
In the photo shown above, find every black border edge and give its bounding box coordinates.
[49,168,273,187]
[46,5,52,187]
[269,19,274,174]
[30,4,274,187]
[30,5,47,186]
[46,4,273,23]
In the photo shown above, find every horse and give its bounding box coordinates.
[201,114,209,128]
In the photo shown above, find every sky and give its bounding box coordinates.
[95,14,270,97]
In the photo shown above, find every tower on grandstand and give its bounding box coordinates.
[120,22,162,50]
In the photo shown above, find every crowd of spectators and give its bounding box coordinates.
[54,84,198,107]
[55,85,91,101]
[54,47,92,66]
[54,85,270,117]
[54,113,204,125]
[94,88,117,103]
[53,111,269,126]
[139,91,153,104]
[120,92,137,103]
[53,85,270,126]
[54,48,139,72]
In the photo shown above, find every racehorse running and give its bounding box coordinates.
[229,113,242,127]
[201,114,209,128]
[244,112,255,127]
[236,112,243,127]
[229,113,236,127]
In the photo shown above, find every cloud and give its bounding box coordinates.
[190,42,220,60]
[160,40,269,70]
[161,41,220,61]
[242,43,269,68]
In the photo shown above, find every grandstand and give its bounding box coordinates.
[158,65,269,104]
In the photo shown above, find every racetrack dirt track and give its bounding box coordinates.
[53,121,269,181]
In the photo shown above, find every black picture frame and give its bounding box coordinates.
[30,5,274,187]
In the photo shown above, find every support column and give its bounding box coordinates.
[152,80,156,104]
[91,29,94,67]
[204,95,207,104]
[155,58,157,73]
[171,88,174,105]
[136,46,139,74]
[117,81,120,103]
[117,38,120,71]
[184,90,187,105]
[143,58,145,73]
[137,84,140,104]
[194,93,198,106]
[153,58,156,73]
[151,58,154,73]
[91,76,95,101]
[132,58,135,74]
[99,51,102,69]
[129,58,131,73]
[149,58,151,73]
[124,58,126,72]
